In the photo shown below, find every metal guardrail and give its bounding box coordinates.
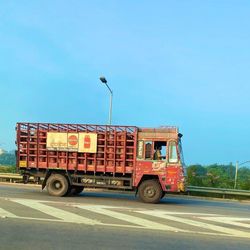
[0,173,36,183]
[0,173,23,182]
[187,186,250,198]
[0,174,249,199]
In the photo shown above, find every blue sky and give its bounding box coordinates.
[1,0,250,165]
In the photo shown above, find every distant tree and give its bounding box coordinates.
[237,167,250,190]
[187,164,207,186]
[187,163,250,190]
[205,164,235,188]
[0,151,16,166]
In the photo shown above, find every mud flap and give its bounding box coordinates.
[135,188,138,197]
[42,172,50,190]
[23,174,30,184]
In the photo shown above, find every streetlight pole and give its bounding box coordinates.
[99,76,113,125]
[234,161,238,189]
[234,160,250,189]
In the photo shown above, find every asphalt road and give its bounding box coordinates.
[0,183,250,250]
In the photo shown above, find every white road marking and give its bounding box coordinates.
[1,197,250,239]
[137,210,250,238]
[0,208,17,218]
[199,216,250,229]
[11,199,99,225]
[76,205,188,232]
[145,212,218,216]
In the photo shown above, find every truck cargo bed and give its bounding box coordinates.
[16,123,137,174]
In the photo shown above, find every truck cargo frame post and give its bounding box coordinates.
[16,122,186,203]
[100,76,113,125]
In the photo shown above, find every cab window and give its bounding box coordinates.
[169,141,178,163]
[145,141,153,159]
[153,141,167,160]
[137,140,167,161]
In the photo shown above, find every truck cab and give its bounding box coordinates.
[134,127,186,203]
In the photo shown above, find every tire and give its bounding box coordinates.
[70,186,84,195]
[138,179,163,203]
[47,174,69,197]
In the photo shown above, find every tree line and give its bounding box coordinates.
[187,164,250,190]
[0,151,16,166]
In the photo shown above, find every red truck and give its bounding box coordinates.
[16,122,186,203]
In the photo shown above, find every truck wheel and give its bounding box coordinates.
[47,174,69,197]
[70,186,84,195]
[138,180,163,203]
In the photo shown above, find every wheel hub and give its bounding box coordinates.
[54,181,62,189]
[145,187,156,198]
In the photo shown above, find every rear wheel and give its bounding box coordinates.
[47,174,69,197]
[138,179,163,203]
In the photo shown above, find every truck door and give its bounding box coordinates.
[136,140,167,167]
[134,140,168,190]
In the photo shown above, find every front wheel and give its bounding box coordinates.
[138,180,163,203]
[47,174,69,197]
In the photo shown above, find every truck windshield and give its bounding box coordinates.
[169,141,178,163]
[178,139,185,166]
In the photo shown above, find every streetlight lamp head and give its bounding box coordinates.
[100,76,107,83]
